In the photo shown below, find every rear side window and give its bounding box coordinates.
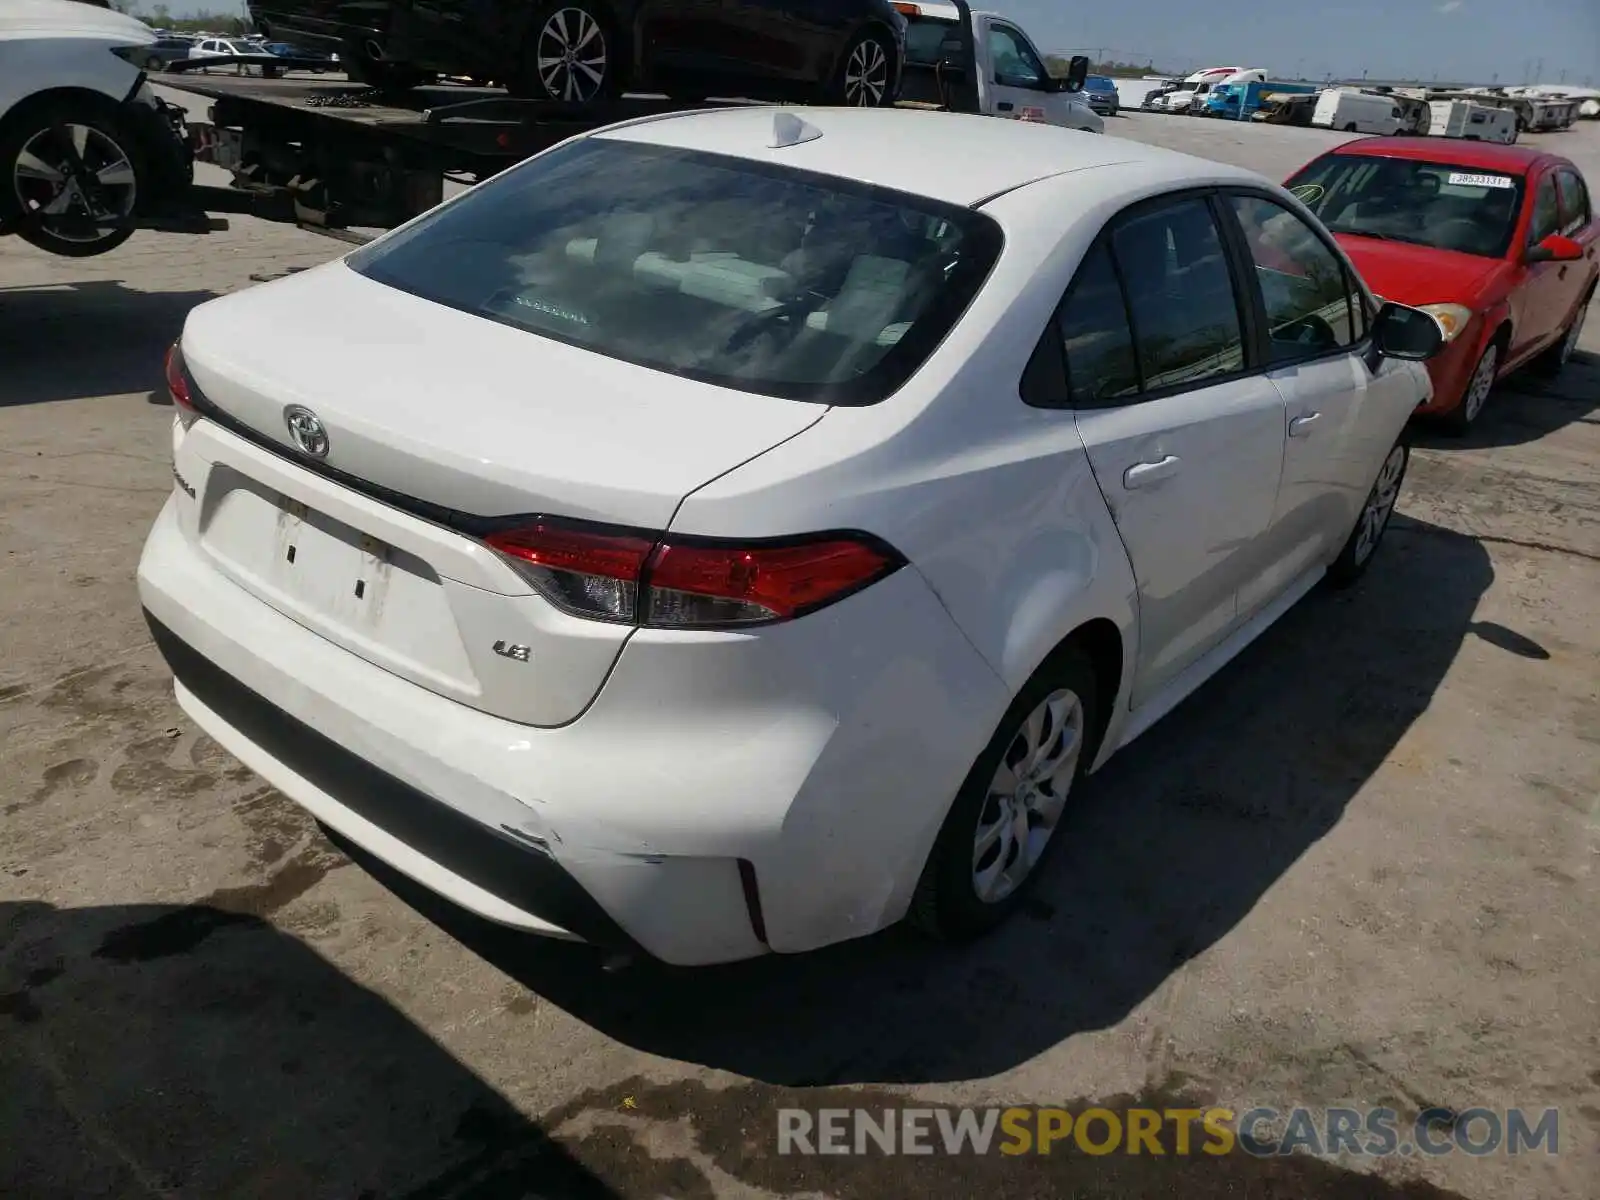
[1056,241,1140,405]
[1110,197,1247,391]
[348,138,1001,405]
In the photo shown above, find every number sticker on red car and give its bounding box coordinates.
[1447,173,1515,189]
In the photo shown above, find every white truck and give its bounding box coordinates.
[1312,88,1404,134]
[899,2,1104,132]
[1148,65,1243,113]
[1427,100,1519,144]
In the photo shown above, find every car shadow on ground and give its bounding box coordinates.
[0,281,215,409]
[0,900,649,1198]
[1409,346,1600,451]
[3,901,1478,1199]
[346,514,1497,1089]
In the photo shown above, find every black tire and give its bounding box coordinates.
[824,29,896,107]
[1441,339,1501,435]
[341,47,435,92]
[1531,288,1592,377]
[508,2,623,103]
[1327,439,1408,587]
[0,95,143,258]
[909,645,1100,941]
[1344,122,1357,132]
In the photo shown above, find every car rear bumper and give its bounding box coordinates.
[137,489,1007,965]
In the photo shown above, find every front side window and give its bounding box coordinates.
[1110,197,1247,392]
[347,138,1002,404]
[1557,168,1592,237]
[988,24,1045,88]
[1528,174,1562,246]
[1286,152,1526,258]
[1227,194,1363,362]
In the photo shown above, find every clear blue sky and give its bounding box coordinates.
[168,0,1599,86]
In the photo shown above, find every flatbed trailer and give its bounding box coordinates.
[147,0,990,246]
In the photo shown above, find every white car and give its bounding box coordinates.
[189,36,258,72]
[138,106,1444,966]
[0,0,192,256]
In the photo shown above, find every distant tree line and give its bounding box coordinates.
[1044,55,1165,79]
[109,3,257,36]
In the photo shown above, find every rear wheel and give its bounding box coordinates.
[509,3,621,104]
[0,96,143,258]
[1344,122,1357,132]
[1532,290,1591,376]
[909,647,1099,940]
[341,44,435,92]
[825,30,895,107]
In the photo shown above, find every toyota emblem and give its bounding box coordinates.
[283,405,329,459]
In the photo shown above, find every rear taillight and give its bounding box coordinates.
[484,521,903,629]
[165,342,199,429]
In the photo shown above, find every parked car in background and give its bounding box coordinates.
[124,35,194,72]
[1082,74,1119,116]
[189,36,261,73]
[141,106,1442,966]
[262,40,337,75]
[900,2,1102,132]
[0,0,193,257]
[1286,138,1597,431]
[250,0,910,102]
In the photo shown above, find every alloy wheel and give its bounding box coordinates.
[13,124,137,244]
[1461,344,1498,424]
[1559,304,1587,365]
[971,688,1084,904]
[1352,443,1406,567]
[844,38,889,106]
[536,8,608,102]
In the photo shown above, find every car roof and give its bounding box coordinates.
[1329,136,1556,175]
[593,106,1261,207]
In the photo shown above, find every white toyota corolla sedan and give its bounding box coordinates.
[138,105,1444,966]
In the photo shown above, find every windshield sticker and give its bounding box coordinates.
[1447,173,1515,189]
[1289,183,1325,203]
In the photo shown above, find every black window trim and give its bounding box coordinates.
[1213,184,1376,373]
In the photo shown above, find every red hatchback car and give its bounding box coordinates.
[1284,138,1597,431]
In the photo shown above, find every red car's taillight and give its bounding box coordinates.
[484,521,903,629]
[165,342,199,429]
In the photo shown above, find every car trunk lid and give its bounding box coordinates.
[174,262,825,726]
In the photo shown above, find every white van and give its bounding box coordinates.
[1428,100,1519,144]
[1313,88,1404,134]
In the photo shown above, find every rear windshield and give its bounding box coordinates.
[348,138,1002,404]
[1286,153,1525,258]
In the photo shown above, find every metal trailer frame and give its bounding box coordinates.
[138,1,986,245]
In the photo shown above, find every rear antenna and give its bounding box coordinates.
[770,111,824,149]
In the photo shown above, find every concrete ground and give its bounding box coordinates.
[2,96,1598,1199]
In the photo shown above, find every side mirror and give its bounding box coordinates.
[1060,54,1090,94]
[1372,301,1445,361]
[1527,233,1583,263]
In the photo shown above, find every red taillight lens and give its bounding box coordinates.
[165,342,198,427]
[484,522,654,623]
[483,522,903,628]
[646,537,900,626]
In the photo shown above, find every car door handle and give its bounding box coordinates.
[1123,455,1180,488]
[1558,265,1569,280]
[1288,412,1322,437]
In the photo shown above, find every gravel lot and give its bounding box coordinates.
[2,95,1597,1200]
